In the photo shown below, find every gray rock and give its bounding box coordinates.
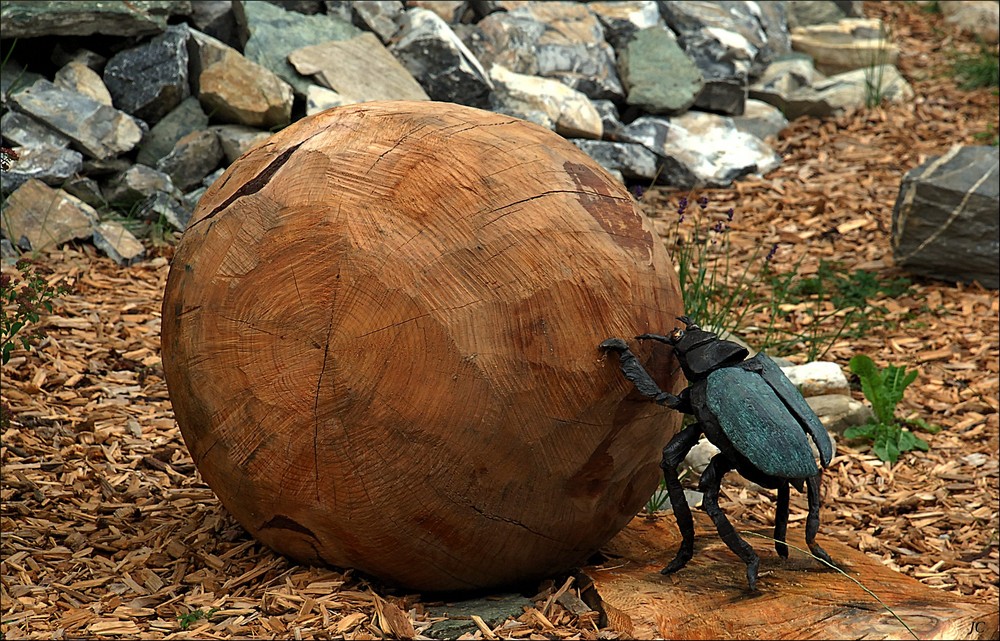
[683,437,722,477]
[391,8,494,108]
[263,0,324,14]
[50,45,108,72]
[571,139,659,181]
[141,191,193,231]
[288,33,430,102]
[805,394,874,435]
[350,1,404,43]
[618,26,702,115]
[156,130,224,192]
[409,0,467,23]
[591,99,626,139]
[787,1,864,29]
[489,65,602,139]
[202,168,226,189]
[0,143,84,194]
[0,1,191,38]
[103,165,177,208]
[941,1,999,45]
[891,145,1000,289]
[659,2,767,115]
[197,46,294,128]
[791,18,898,76]
[472,11,547,75]
[92,221,145,266]
[0,112,72,149]
[750,59,912,119]
[187,27,236,93]
[0,179,98,251]
[425,594,532,640]
[731,98,789,141]
[780,361,850,397]
[305,85,355,115]
[234,0,361,96]
[190,0,240,47]
[621,113,780,188]
[54,61,113,106]
[212,125,271,164]
[651,488,704,512]
[136,97,211,167]
[586,1,662,50]
[8,80,143,160]
[81,157,134,178]
[62,176,106,208]
[182,186,208,215]
[511,2,623,100]
[103,24,191,124]
[1,60,44,105]
[755,1,793,68]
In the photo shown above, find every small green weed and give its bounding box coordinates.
[952,42,1000,90]
[843,354,941,463]
[863,22,896,108]
[178,607,218,630]
[1,259,63,365]
[660,197,912,362]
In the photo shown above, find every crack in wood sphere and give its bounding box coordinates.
[161,101,684,591]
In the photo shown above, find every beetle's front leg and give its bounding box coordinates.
[660,423,702,576]
[598,338,686,410]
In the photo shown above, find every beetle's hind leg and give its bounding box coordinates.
[805,474,835,568]
[700,454,761,590]
[659,423,702,576]
[774,481,790,558]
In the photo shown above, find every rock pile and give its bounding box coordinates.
[1,0,917,264]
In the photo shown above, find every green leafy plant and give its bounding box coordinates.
[843,355,941,463]
[952,42,1000,90]
[1,259,63,365]
[178,607,218,630]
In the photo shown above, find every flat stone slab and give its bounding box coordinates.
[589,515,997,639]
[288,33,429,102]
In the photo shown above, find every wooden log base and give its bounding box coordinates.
[587,514,999,640]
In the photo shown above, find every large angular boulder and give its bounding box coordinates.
[103,24,191,124]
[891,145,999,289]
[0,0,190,38]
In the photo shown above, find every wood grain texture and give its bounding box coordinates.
[592,514,999,640]
[160,101,684,590]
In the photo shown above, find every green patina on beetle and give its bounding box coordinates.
[600,316,836,590]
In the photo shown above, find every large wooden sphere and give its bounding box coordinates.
[161,101,683,591]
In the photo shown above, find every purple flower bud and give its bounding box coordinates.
[766,243,778,262]
[727,208,734,221]
[697,196,709,209]
[712,220,725,233]
[677,197,688,217]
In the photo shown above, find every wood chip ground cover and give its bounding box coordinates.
[1,3,997,639]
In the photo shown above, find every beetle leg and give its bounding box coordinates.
[700,454,761,591]
[805,474,835,568]
[774,482,790,558]
[598,340,684,408]
[659,423,702,576]
[635,333,671,344]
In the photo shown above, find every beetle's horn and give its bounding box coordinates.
[676,315,698,329]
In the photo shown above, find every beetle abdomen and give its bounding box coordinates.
[706,368,819,479]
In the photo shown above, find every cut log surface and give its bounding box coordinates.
[591,514,1000,640]
[160,101,683,591]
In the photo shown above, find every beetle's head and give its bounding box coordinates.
[666,316,749,380]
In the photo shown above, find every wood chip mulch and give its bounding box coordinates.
[2,3,997,639]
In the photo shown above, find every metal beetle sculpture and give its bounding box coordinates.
[600,317,835,590]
